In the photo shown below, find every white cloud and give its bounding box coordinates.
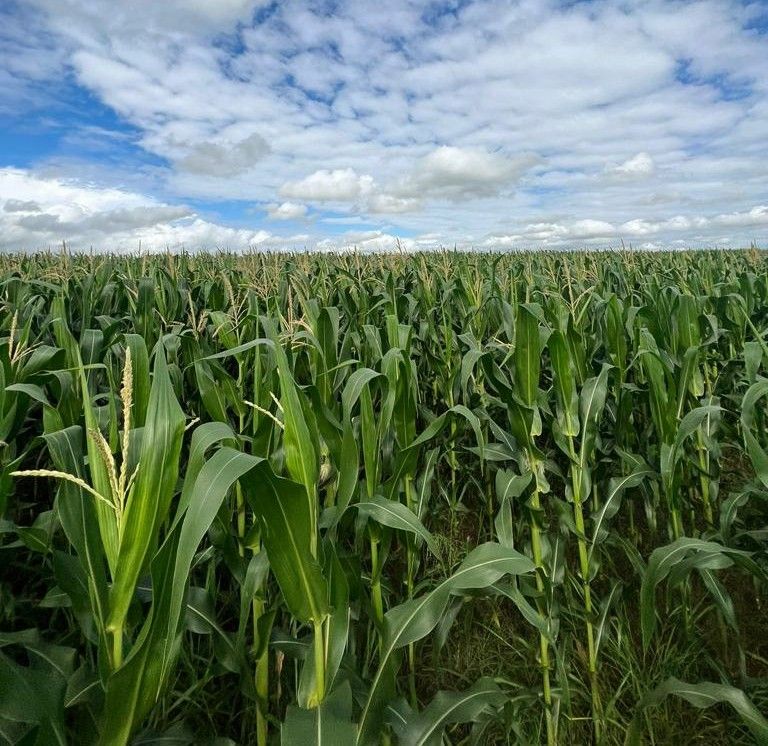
[2,167,767,252]
[620,218,659,236]
[391,146,535,201]
[713,205,768,227]
[278,146,530,213]
[0,1,767,249]
[130,218,273,251]
[316,230,440,253]
[31,0,266,37]
[412,147,532,196]
[367,193,422,214]
[0,2,67,114]
[569,220,616,239]
[280,169,375,202]
[608,152,655,179]
[320,215,370,225]
[511,219,616,243]
[0,168,276,250]
[267,201,308,220]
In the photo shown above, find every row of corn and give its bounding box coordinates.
[1,249,767,744]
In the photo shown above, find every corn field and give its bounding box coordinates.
[1,249,767,745]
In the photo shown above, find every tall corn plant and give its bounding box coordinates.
[11,338,252,744]
[480,302,561,746]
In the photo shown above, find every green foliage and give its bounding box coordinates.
[1,248,767,745]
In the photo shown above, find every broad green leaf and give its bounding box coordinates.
[263,319,319,504]
[514,304,541,407]
[400,677,507,746]
[44,426,109,638]
[245,467,329,624]
[640,538,746,649]
[589,467,653,560]
[628,678,768,744]
[124,334,150,427]
[741,379,768,489]
[355,495,439,556]
[78,352,120,574]
[100,447,259,743]
[282,682,357,746]
[549,329,579,437]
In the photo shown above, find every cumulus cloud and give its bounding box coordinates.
[316,230,440,253]
[129,219,273,251]
[367,194,422,214]
[2,166,766,251]
[481,205,768,248]
[0,0,767,249]
[395,147,535,200]
[511,219,616,243]
[176,134,270,177]
[280,169,375,202]
[617,207,768,236]
[713,205,768,227]
[267,202,308,220]
[0,168,277,250]
[279,146,530,213]
[30,0,267,37]
[14,205,191,235]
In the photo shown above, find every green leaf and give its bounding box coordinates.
[549,329,579,437]
[357,543,534,745]
[741,379,768,489]
[333,368,380,524]
[263,319,319,501]
[245,467,329,624]
[491,582,553,641]
[399,677,507,746]
[0,632,74,745]
[514,304,541,407]
[628,678,768,744]
[638,329,673,444]
[577,363,611,463]
[176,421,237,520]
[100,445,258,743]
[671,405,721,466]
[589,467,653,560]
[124,334,150,427]
[282,681,357,746]
[494,469,532,548]
[163,447,265,656]
[78,350,120,574]
[355,495,439,556]
[4,383,51,408]
[640,538,746,649]
[108,345,186,635]
[45,426,109,639]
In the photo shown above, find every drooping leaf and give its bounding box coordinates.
[357,543,534,745]
[355,495,439,556]
[399,677,507,746]
[628,678,768,744]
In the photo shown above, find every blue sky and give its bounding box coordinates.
[0,0,767,250]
